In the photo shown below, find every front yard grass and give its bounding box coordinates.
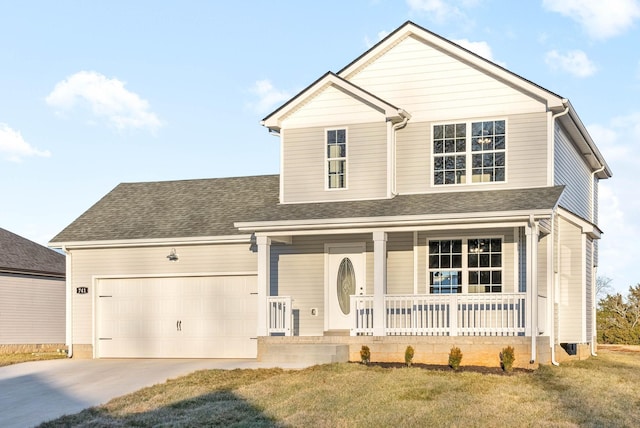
[0,351,67,367]
[39,346,640,427]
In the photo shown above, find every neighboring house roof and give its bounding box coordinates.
[50,174,564,244]
[0,228,65,277]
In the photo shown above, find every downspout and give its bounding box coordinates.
[550,212,559,366]
[391,109,411,196]
[548,103,569,365]
[62,246,73,358]
[528,215,538,364]
[590,164,605,358]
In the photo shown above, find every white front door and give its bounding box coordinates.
[326,245,365,331]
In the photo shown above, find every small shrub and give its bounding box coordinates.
[360,345,370,365]
[448,346,462,370]
[500,346,515,373]
[405,346,415,367]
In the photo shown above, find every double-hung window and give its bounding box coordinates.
[433,119,505,185]
[327,129,346,189]
[428,238,503,294]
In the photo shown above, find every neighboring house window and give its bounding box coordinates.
[433,120,506,185]
[327,129,346,189]
[428,238,503,293]
[429,239,463,294]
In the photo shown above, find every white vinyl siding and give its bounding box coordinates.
[586,238,594,340]
[282,123,388,203]
[0,274,65,344]
[345,35,546,122]
[396,112,548,194]
[554,123,592,220]
[68,243,256,344]
[557,216,585,343]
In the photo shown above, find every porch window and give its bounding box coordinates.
[327,129,346,189]
[468,238,502,293]
[428,240,462,293]
[428,238,503,293]
[433,119,506,185]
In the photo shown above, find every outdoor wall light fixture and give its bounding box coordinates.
[167,248,179,262]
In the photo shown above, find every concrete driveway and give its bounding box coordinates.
[0,358,310,428]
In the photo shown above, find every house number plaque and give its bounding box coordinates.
[76,287,89,294]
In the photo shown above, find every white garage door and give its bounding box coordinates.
[95,276,257,358]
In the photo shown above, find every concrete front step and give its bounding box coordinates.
[259,343,349,365]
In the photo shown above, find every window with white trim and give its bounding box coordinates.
[433,120,505,185]
[327,129,346,189]
[428,237,503,294]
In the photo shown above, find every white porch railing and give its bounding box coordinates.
[352,293,526,337]
[267,296,293,336]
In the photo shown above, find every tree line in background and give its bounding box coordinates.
[596,277,640,345]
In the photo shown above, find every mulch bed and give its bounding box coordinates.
[355,361,533,375]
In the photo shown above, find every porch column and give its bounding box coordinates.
[373,231,387,336]
[256,236,271,337]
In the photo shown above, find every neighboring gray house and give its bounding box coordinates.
[51,21,610,367]
[0,228,66,351]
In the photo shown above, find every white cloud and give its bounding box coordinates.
[542,0,640,40]
[365,30,390,49]
[46,71,162,132]
[452,39,506,66]
[0,123,51,162]
[545,50,597,77]
[588,114,640,292]
[407,0,463,23]
[247,80,292,115]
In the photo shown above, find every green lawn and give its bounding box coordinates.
[39,347,640,427]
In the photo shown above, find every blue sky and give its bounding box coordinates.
[1,0,639,294]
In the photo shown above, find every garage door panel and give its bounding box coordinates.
[96,276,257,358]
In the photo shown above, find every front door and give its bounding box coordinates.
[326,244,365,331]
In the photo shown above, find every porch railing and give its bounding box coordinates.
[267,296,293,336]
[352,293,526,337]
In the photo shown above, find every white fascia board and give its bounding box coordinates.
[339,22,565,109]
[560,103,612,178]
[557,207,602,239]
[49,234,252,250]
[262,73,404,130]
[237,209,553,233]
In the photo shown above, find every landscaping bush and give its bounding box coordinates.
[360,345,370,365]
[448,346,462,370]
[405,346,414,367]
[500,346,515,373]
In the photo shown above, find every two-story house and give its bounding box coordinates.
[50,21,610,367]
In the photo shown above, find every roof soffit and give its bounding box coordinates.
[338,21,565,109]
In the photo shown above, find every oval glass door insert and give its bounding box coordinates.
[337,257,356,315]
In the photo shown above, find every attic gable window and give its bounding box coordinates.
[433,119,506,185]
[327,129,347,189]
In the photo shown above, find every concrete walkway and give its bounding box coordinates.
[0,358,310,428]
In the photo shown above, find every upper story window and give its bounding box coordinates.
[327,129,347,189]
[433,120,506,185]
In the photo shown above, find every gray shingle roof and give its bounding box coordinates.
[0,228,65,276]
[51,174,564,244]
